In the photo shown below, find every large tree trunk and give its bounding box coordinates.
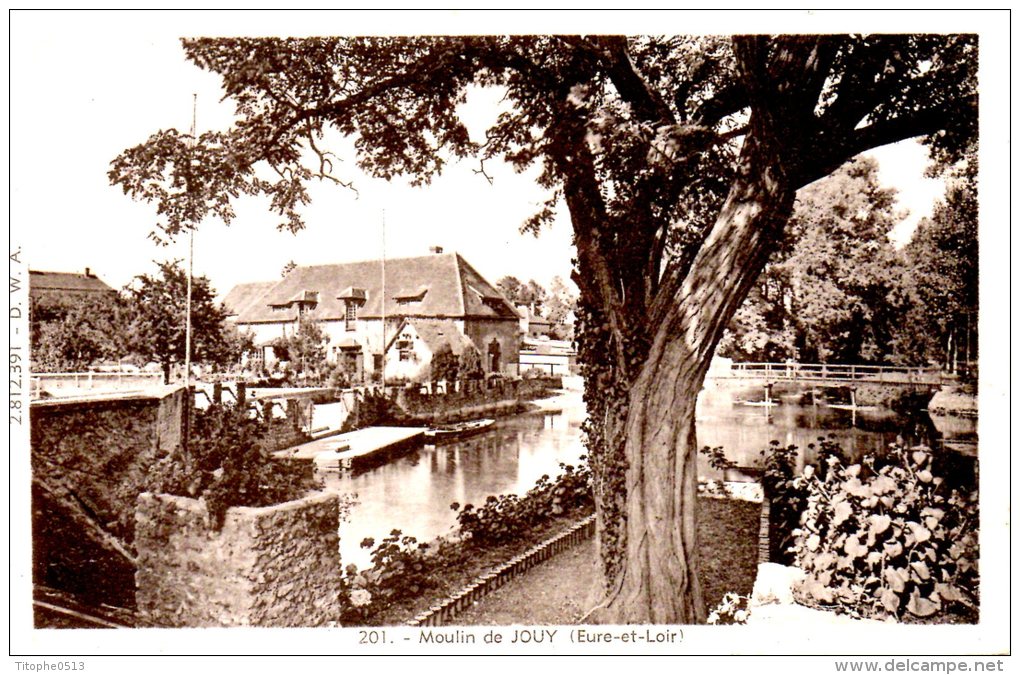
[589,143,796,623]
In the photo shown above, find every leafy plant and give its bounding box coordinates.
[790,444,978,622]
[339,529,437,623]
[451,460,593,547]
[429,343,460,383]
[707,592,751,625]
[701,445,737,473]
[150,403,319,528]
[457,345,484,381]
[697,444,734,499]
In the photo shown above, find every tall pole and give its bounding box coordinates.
[184,93,196,390]
[380,209,386,385]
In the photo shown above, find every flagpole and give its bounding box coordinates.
[185,93,196,390]
[380,209,386,385]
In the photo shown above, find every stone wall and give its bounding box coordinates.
[462,318,521,373]
[134,491,344,627]
[393,376,561,422]
[31,387,186,546]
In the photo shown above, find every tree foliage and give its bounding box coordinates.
[30,295,129,372]
[125,260,236,383]
[272,318,328,383]
[428,343,459,382]
[897,152,978,370]
[110,34,977,623]
[720,157,907,363]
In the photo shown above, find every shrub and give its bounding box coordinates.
[340,530,438,624]
[429,344,459,383]
[458,345,484,380]
[338,460,593,624]
[451,460,593,547]
[340,391,407,432]
[707,592,751,625]
[149,403,319,528]
[326,362,352,389]
[790,444,978,622]
[760,437,851,564]
[761,441,808,564]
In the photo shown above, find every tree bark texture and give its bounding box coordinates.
[590,136,796,623]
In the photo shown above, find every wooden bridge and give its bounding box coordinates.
[716,362,948,387]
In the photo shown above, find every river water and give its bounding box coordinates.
[322,386,973,569]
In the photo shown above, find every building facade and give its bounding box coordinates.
[224,251,520,382]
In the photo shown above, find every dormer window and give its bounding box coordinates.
[269,289,318,319]
[345,302,357,331]
[394,285,429,306]
[337,287,367,332]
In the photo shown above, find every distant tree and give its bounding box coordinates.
[496,275,524,304]
[519,279,547,311]
[497,275,549,313]
[785,157,907,363]
[124,261,234,383]
[272,318,328,383]
[897,150,978,370]
[429,343,459,382]
[544,275,579,339]
[31,295,128,371]
[217,323,256,371]
[721,157,906,364]
[281,259,297,277]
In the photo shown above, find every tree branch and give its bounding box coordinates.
[590,36,676,125]
[796,94,977,188]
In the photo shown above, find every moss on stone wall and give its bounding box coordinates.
[134,491,344,627]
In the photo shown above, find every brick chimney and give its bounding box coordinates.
[429,246,444,255]
[84,267,92,277]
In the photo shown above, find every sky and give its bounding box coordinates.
[9,11,968,302]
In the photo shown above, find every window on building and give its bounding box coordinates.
[345,301,357,331]
[397,339,413,361]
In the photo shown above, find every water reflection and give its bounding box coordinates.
[323,402,585,568]
[324,388,973,568]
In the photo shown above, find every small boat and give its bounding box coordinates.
[826,403,879,412]
[425,418,495,443]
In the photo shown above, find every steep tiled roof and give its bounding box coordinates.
[221,281,278,318]
[30,270,115,295]
[233,253,517,324]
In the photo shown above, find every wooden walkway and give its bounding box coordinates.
[717,362,947,387]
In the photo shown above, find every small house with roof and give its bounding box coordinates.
[383,318,476,382]
[224,249,520,381]
[516,303,554,339]
[29,268,117,312]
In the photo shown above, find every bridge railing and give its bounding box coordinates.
[30,371,164,399]
[726,362,945,383]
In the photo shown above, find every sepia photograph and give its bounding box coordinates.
[7,8,1010,669]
